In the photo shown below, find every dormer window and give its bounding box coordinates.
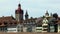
[9,23,13,25]
[4,22,7,25]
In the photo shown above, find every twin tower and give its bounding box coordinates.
[15,3,29,23]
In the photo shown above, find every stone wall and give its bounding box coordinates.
[0,32,60,34]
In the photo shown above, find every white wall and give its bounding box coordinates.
[7,28,17,33]
[23,27,27,32]
[58,24,60,32]
[35,27,42,32]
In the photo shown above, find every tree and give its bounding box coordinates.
[52,13,58,32]
[53,13,58,19]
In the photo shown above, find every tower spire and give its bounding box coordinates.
[18,3,21,7]
[45,10,49,17]
[46,10,49,15]
[25,10,29,20]
[25,10,28,16]
[18,3,21,10]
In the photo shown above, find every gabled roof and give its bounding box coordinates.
[36,17,43,25]
[0,16,15,20]
[23,18,37,23]
[0,16,18,27]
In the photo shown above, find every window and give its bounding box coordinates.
[14,23,17,25]
[50,26,54,29]
[43,29,48,31]
[4,22,7,25]
[9,23,13,25]
[27,27,32,32]
[17,28,20,31]
[36,25,42,27]
[50,29,54,32]
[43,26,48,28]
[0,23,2,25]
[0,28,2,31]
[50,26,55,32]
[36,29,42,30]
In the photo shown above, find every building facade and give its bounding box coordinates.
[0,3,60,33]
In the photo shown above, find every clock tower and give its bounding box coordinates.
[15,3,24,23]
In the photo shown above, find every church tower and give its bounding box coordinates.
[25,10,29,20]
[45,10,49,17]
[15,3,24,23]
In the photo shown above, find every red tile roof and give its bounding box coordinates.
[0,16,18,26]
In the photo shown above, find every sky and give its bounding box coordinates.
[0,0,60,18]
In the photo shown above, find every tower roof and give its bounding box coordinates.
[45,10,49,16]
[25,10,28,16]
[46,10,49,14]
[17,3,21,10]
[18,3,21,7]
[15,3,23,14]
[45,10,49,17]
